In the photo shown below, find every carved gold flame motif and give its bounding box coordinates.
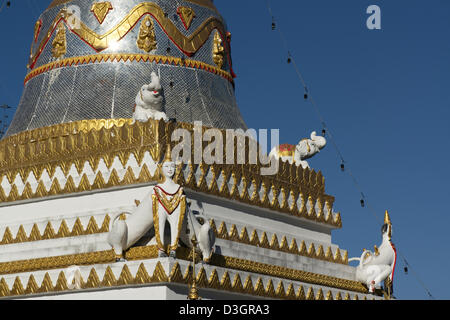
[178,6,196,30]
[51,23,66,59]
[137,15,157,52]
[212,31,224,69]
[90,2,113,24]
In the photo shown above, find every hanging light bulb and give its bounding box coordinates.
[287,57,291,64]
[404,266,408,274]
[7,1,11,8]
[360,199,365,207]
[322,129,326,136]
[271,21,276,30]
[340,162,345,171]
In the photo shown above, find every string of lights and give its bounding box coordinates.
[265,0,435,300]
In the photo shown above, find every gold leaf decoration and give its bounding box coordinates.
[11,277,25,296]
[25,275,39,295]
[101,266,117,287]
[55,272,69,292]
[212,31,224,69]
[90,2,113,24]
[177,6,196,30]
[51,22,66,59]
[137,15,157,53]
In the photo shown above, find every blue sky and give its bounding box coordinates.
[1,0,449,300]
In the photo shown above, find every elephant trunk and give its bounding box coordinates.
[310,131,327,150]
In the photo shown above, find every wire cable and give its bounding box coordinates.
[265,0,435,299]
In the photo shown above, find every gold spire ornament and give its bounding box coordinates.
[188,235,201,300]
[137,15,157,52]
[384,210,392,240]
[177,6,196,30]
[90,2,113,24]
[212,31,224,69]
[51,23,66,59]
[163,143,173,163]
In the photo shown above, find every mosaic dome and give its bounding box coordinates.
[6,0,247,136]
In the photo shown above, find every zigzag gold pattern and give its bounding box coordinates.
[0,250,115,276]
[0,119,341,228]
[0,246,366,294]
[0,215,110,246]
[24,53,233,85]
[30,2,227,68]
[0,216,347,269]
[0,259,374,300]
[210,220,348,265]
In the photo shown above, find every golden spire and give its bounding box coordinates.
[163,144,173,163]
[384,210,392,240]
[384,210,391,225]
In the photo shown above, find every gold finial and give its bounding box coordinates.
[384,210,392,240]
[163,144,173,163]
[384,210,391,225]
[188,235,201,300]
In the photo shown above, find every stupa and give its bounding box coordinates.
[0,0,394,300]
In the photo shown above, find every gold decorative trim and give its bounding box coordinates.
[24,53,233,85]
[178,7,196,30]
[125,247,363,293]
[90,2,113,25]
[33,20,42,43]
[211,220,348,265]
[51,22,66,59]
[0,119,341,229]
[0,215,110,246]
[0,250,115,276]
[0,246,374,298]
[30,3,227,68]
[47,0,218,12]
[212,31,224,69]
[0,261,372,300]
[137,15,157,52]
[0,216,347,266]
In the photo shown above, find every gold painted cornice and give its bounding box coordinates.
[24,54,233,85]
[0,215,110,245]
[30,2,227,68]
[0,246,369,296]
[0,260,372,300]
[0,216,346,265]
[211,220,348,265]
[0,119,340,228]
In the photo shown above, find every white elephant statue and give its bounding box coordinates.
[132,71,168,123]
[349,211,397,294]
[179,204,216,263]
[269,131,326,169]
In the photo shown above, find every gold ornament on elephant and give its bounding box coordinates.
[137,15,157,52]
